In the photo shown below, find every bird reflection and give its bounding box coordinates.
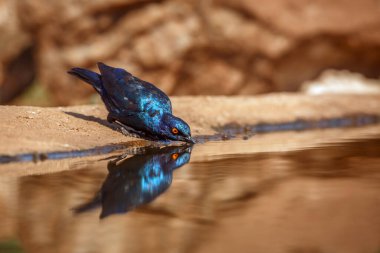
[74,145,192,219]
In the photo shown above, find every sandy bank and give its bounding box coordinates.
[1,94,380,155]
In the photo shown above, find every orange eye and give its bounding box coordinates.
[172,128,179,134]
[171,153,179,160]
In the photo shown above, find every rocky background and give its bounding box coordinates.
[1,0,380,105]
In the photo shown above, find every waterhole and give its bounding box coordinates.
[0,125,380,253]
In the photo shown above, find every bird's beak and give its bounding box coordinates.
[184,136,196,144]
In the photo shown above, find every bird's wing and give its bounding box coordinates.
[98,62,172,115]
[98,63,141,114]
[138,79,172,114]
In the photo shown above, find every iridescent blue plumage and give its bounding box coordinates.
[74,145,192,218]
[68,62,195,143]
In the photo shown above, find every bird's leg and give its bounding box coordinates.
[107,114,115,123]
[107,113,143,137]
[112,120,148,139]
[106,113,158,141]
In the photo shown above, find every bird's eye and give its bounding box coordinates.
[172,128,179,134]
[171,153,179,160]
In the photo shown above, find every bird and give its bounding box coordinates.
[73,145,192,218]
[67,62,195,143]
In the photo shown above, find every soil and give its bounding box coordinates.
[1,94,380,156]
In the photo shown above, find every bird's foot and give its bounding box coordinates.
[155,139,172,145]
[109,153,129,165]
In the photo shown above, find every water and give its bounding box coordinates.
[1,127,380,253]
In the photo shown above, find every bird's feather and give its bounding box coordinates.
[68,62,193,143]
[97,62,172,115]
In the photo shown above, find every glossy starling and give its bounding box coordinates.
[68,62,195,143]
[74,145,192,218]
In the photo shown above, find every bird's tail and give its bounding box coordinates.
[72,193,101,214]
[67,67,103,93]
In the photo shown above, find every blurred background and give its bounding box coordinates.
[2,2,380,253]
[1,0,380,106]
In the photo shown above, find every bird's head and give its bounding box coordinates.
[164,145,192,170]
[161,113,195,144]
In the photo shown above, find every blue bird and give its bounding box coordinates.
[68,62,195,143]
[73,145,192,218]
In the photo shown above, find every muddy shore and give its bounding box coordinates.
[1,94,380,155]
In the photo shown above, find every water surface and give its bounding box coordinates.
[1,128,380,253]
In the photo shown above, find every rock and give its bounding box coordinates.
[302,70,380,95]
[0,0,33,103]
[175,57,244,95]
[204,7,292,57]
[0,0,380,104]
[132,13,201,68]
[219,0,380,37]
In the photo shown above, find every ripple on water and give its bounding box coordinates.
[1,128,380,252]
